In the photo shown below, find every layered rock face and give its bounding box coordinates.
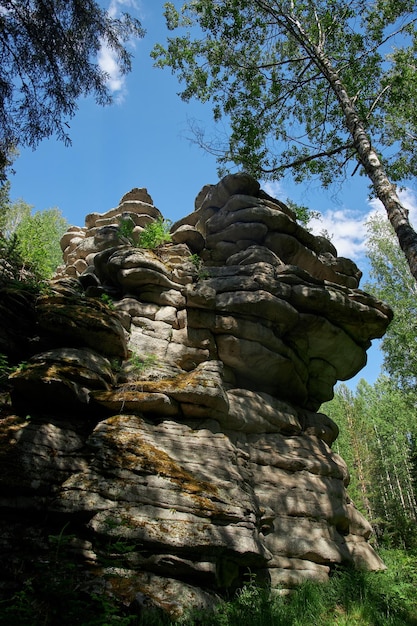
[0,174,392,616]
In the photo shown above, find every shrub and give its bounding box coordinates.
[188,254,209,280]
[138,217,172,249]
[100,293,116,310]
[127,352,158,378]
[118,216,137,245]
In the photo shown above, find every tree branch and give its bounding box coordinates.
[366,84,391,119]
[259,142,355,174]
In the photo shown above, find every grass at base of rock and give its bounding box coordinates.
[1,548,416,626]
[174,553,417,626]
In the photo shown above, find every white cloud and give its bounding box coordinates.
[262,180,286,199]
[107,0,140,18]
[308,208,368,259]
[367,187,417,228]
[400,187,417,226]
[98,42,125,95]
[308,188,417,260]
[98,0,142,102]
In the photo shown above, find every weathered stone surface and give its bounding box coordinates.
[289,281,392,344]
[60,226,85,251]
[119,187,154,205]
[225,389,302,434]
[215,290,298,331]
[206,221,269,248]
[266,232,359,288]
[0,174,393,618]
[269,561,330,587]
[171,224,205,252]
[92,362,228,418]
[139,286,186,308]
[9,348,115,414]
[36,294,128,358]
[106,570,220,619]
[217,334,308,403]
[199,172,260,211]
[206,199,297,235]
[227,244,282,266]
[91,388,179,415]
[0,416,88,497]
[300,409,339,445]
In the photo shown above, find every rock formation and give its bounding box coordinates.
[0,174,392,618]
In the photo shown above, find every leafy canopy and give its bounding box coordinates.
[0,0,144,180]
[153,0,417,187]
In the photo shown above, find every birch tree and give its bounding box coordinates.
[365,212,417,395]
[325,379,417,547]
[153,0,417,280]
[325,384,375,523]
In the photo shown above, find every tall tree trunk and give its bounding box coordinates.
[327,72,417,282]
[265,4,417,282]
[343,397,374,521]
[373,422,396,521]
[393,436,417,520]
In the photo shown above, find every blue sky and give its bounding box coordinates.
[7,0,417,391]
[9,1,222,225]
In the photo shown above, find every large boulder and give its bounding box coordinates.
[0,174,392,618]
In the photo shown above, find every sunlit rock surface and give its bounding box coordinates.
[0,174,392,617]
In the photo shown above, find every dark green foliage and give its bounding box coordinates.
[117,217,173,249]
[100,293,116,310]
[322,215,417,550]
[0,0,144,179]
[188,254,209,280]
[154,1,417,286]
[0,183,69,283]
[285,200,321,230]
[0,563,132,624]
[0,233,25,281]
[0,201,68,283]
[13,208,68,280]
[173,562,417,625]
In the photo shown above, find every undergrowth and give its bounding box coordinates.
[1,548,416,625]
[172,555,417,626]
